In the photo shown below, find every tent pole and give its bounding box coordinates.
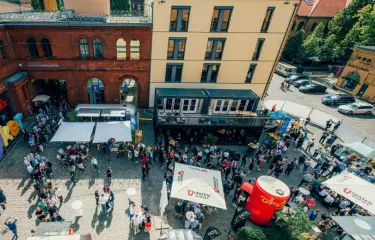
[160,207,163,235]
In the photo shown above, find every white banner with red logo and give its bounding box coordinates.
[170,163,226,210]
[323,171,375,215]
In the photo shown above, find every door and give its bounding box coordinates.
[165,98,173,112]
[229,100,239,114]
[357,84,369,97]
[181,99,198,113]
[214,99,229,113]
[182,99,190,113]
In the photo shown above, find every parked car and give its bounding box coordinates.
[338,102,374,115]
[285,74,309,84]
[299,84,327,93]
[322,94,355,106]
[294,79,312,88]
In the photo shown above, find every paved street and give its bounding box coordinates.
[267,74,375,143]
[0,116,337,240]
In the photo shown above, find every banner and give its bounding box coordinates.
[203,227,221,240]
[107,138,116,154]
[0,134,3,159]
[231,209,251,231]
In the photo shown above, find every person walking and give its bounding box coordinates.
[332,120,342,132]
[107,167,112,182]
[248,158,254,173]
[284,161,295,176]
[27,163,34,180]
[298,173,315,187]
[69,165,77,184]
[91,157,98,171]
[55,187,64,206]
[325,119,333,131]
[4,217,18,239]
[142,164,148,181]
[99,194,107,214]
[230,159,237,179]
[319,131,329,144]
[296,155,306,170]
[306,138,315,153]
[45,159,53,175]
[240,155,247,168]
[95,190,100,206]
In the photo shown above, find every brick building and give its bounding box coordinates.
[0,11,152,120]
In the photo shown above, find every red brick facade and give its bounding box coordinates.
[0,24,152,117]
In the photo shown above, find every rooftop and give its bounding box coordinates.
[298,0,347,17]
[356,46,375,53]
[0,10,152,26]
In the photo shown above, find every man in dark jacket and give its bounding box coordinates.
[0,188,6,210]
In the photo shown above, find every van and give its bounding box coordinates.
[275,62,297,77]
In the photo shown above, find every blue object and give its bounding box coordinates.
[270,111,290,120]
[277,117,291,134]
[92,85,99,93]
[14,113,23,129]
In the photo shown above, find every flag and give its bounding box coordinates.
[231,209,251,231]
[203,227,221,240]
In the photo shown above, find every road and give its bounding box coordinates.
[267,74,375,143]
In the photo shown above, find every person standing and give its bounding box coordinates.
[319,131,329,144]
[45,159,53,175]
[304,117,311,127]
[284,161,295,176]
[325,119,333,131]
[332,120,342,132]
[99,194,107,214]
[4,217,18,239]
[95,190,100,206]
[107,167,112,182]
[142,164,148,181]
[296,155,306,170]
[298,173,315,187]
[306,138,315,153]
[248,158,254,173]
[230,159,237,179]
[91,157,98,171]
[69,165,77,184]
[27,163,34,180]
[55,187,64,206]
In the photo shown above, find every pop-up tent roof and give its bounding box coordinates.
[50,122,95,142]
[92,121,132,143]
[332,216,375,238]
[344,142,375,159]
[323,171,375,215]
[158,229,202,240]
[170,163,226,209]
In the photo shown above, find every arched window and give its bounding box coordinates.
[130,39,140,60]
[41,38,53,58]
[311,23,317,32]
[79,39,90,59]
[120,78,137,105]
[87,78,105,104]
[116,38,126,60]
[93,38,104,60]
[0,40,6,61]
[297,21,305,31]
[27,37,39,58]
[342,72,360,91]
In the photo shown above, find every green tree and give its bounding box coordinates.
[110,0,131,15]
[276,207,313,240]
[238,227,267,240]
[300,22,325,60]
[283,30,304,60]
[31,0,45,11]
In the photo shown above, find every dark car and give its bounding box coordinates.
[285,74,309,84]
[299,84,327,93]
[294,79,312,88]
[322,94,355,106]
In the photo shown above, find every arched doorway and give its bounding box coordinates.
[120,78,137,106]
[87,78,105,104]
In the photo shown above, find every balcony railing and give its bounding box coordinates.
[156,111,269,128]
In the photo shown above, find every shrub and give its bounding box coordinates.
[238,227,267,240]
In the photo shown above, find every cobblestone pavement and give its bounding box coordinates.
[0,120,332,240]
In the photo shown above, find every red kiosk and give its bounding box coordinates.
[241,176,290,225]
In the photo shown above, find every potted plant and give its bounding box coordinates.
[166,113,174,123]
[203,133,218,147]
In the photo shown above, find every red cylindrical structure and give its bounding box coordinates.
[241,176,290,225]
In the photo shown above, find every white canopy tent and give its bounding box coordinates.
[322,171,375,215]
[170,163,226,210]
[50,122,95,142]
[92,121,132,143]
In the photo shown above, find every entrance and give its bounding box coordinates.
[357,84,369,97]
[34,79,68,102]
[120,78,137,106]
[87,78,105,104]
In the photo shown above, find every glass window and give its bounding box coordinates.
[0,40,7,61]
[165,64,183,83]
[246,100,256,112]
[238,100,247,111]
[41,38,53,58]
[252,39,265,61]
[79,39,89,59]
[210,7,232,32]
[93,39,104,60]
[190,99,197,111]
[174,98,181,111]
[170,7,190,32]
[246,64,257,83]
[205,39,226,60]
[215,100,222,112]
[311,23,317,32]
[28,37,39,58]
[116,38,126,60]
[261,7,275,32]
[230,100,239,112]
[222,100,229,112]
[130,39,140,60]
[87,78,105,104]
[166,98,173,110]
[167,38,186,60]
[157,97,163,110]
[297,21,304,31]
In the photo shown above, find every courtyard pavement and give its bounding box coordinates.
[0,117,334,240]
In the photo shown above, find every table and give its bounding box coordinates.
[298,187,311,196]
[71,200,83,217]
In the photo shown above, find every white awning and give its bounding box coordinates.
[323,171,375,215]
[101,109,126,117]
[50,122,95,142]
[32,95,50,103]
[170,163,226,210]
[92,121,132,143]
[76,109,101,117]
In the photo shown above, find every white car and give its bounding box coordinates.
[338,102,374,115]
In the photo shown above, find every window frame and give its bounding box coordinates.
[170,6,191,32]
[0,40,7,61]
[210,6,233,32]
[27,37,39,58]
[93,38,104,60]
[246,64,257,83]
[252,38,265,61]
[130,39,141,60]
[165,63,183,83]
[79,38,90,60]
[41,38,53,58]
[167,37,186,60]
[260,7,275,33]
[116,38,127,60]
[205,38,226,60]
[201,63,220,83]
[297,21,305,31]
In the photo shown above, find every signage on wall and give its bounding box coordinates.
[0,99,7,110]
[28,62,60,68]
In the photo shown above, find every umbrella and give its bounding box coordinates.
[158,229,203,240]
[269,111,290,120]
